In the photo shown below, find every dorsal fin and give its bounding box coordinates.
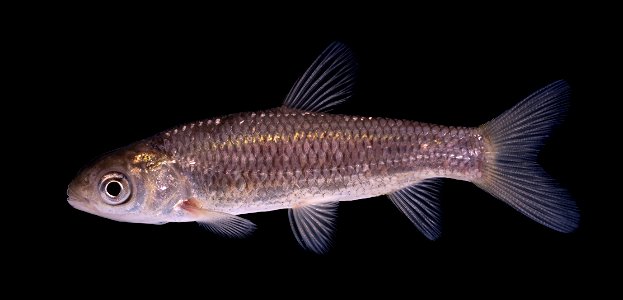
[282,42,357,112]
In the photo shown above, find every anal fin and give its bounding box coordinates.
[387,179,443,240]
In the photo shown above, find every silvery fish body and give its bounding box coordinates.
[153,108,484,215]
[68,43,579,253]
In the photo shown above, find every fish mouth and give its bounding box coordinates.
[67,187,91,212]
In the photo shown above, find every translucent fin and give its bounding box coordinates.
[288,202,338,254]
[179,198,256,238]
[476,80,579,233]
[197,212,256,238]
[282,42,357,112]
[387,179,443,240]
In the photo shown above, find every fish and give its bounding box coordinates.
[67,42,579,253]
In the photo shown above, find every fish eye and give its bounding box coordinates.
[99,172,131,205]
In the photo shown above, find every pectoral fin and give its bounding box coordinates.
[196,213,256,238]
[179,199,256,238]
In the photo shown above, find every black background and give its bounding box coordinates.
[25,8,616,291]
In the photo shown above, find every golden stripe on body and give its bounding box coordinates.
[208,130,398,150]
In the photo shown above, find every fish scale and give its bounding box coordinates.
[68,42,578,254]
[152,107,485,214]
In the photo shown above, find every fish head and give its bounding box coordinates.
[67,143,188,224]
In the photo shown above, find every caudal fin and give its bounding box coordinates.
[475,80,579,233]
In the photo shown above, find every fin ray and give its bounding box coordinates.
[283,42,357,112]
[388,179,443,240]
[288,202,338,254]
[180,199,256,238]
[196,212,256,238]
[476,80,579,233]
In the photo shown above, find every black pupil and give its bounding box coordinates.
[106,181,122,197]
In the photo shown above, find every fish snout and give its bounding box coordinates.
[67,185,91,212]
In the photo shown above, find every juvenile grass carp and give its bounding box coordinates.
[68,42,579,253]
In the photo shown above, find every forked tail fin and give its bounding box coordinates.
[475,80,579,233]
